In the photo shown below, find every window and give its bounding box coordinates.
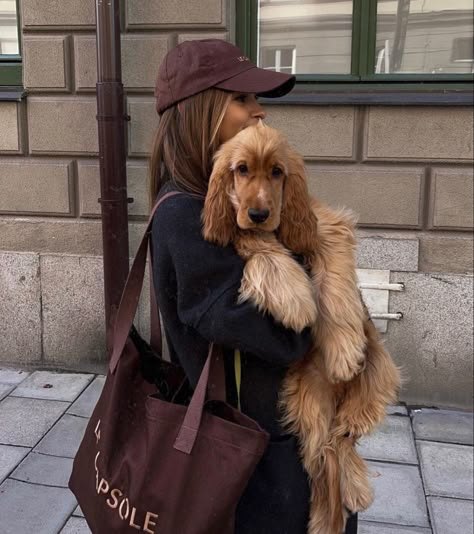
[236,0,474,96]
[0,0,22,86]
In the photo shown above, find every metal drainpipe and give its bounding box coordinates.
[95,0,130,355]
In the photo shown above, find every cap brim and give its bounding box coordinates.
[215,66,295,98]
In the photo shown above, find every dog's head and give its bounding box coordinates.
[202,121,318,258]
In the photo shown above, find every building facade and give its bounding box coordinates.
[0,0,473,409]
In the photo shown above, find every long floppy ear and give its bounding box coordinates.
[202,146,237,246]
[278,150,318,259]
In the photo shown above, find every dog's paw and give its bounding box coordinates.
[323,340,366,383]
[239,252,317,332]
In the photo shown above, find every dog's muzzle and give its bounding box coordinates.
[248,208,270,224]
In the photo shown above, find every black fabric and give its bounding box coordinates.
[151,182,357,533]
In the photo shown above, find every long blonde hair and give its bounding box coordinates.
[149,88,232,205]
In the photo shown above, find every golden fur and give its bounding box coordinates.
[202,122,400,534]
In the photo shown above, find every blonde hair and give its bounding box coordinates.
[149,88,232,205]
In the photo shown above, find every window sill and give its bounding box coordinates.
[0,87,26,102]
[261,85,474,106]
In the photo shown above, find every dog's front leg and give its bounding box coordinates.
[235,232,317,333]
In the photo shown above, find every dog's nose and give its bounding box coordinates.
[248,208,270,224]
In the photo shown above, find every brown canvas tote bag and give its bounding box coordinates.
[69,192,270,534]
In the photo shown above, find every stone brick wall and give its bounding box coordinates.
[0,0,472,408]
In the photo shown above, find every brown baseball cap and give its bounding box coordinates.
[155,39,296,114]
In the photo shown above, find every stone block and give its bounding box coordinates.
[178,33,228,44]
[61,516,92,534]
[417,441,473,499]
[10,371,93,402]
[10,452,73,487]
[0,479,77,534]
[387,405,408,416]
[431,169,474,229]
[23,36,70,90]
[73,505,85,517]
[267,106,355,159]
[428,496,474,534]
[28,97,99,155]
[365,107,473,161]
[0,102,21,153]
[0,160,73,215]
[127,98,156,156]
[67,375,105,418]
[0,218,146,257]
[412,408,473,445]
[0,397,68,447]
[126,0,224,26]
[78,160,149,217]
[41,255,106,363]
[386,272,474,409]
[360,462,429,527]
[356,235,419,272]
[73,35,97,91]
[358,416,417,464]
[122,34,169,89]
[34,414,89,458]
[21,0,95,27]
[307,166,423,227]
[419,234,473,274]
[0,445,30,484]
[0,253,42,363]
[359,523,431,534]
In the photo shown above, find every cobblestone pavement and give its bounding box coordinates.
[0,367,472,534]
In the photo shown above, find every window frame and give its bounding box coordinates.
[0,0,22,88]
[235,0,474,104]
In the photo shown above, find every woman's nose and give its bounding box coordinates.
[252,100,266,120]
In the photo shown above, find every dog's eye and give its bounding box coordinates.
[272,166,283,178]
[237,164,248,175]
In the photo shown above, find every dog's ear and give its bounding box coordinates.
[279,150,318,259]
[202,146,237,246]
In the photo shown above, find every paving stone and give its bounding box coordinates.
[359,521,432,533]
[34,414,88,458]
[417,441,473,499]
[73,505,85,517]
[67,375,105,418]
[0,368,30,385]
[0,397,69,447]
[61,516,92,534]
[0,444,30,483]
[0,383,13,401]
[10,451,73,487]
[387,405,408,416]
[412,408,473,445]
[358,416,417,464]
[427,496,474,534]
[0,478,77,534]
[361,462,429,527]
[10,370,93,402]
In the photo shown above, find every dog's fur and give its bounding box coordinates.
[202,122,400,534]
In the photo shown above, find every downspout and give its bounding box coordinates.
[95,0,130,355]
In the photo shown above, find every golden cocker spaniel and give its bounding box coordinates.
[202,121,400,534]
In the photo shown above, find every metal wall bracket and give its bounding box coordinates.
[357,269,404,333]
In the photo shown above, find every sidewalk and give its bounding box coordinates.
[0,368,472,534]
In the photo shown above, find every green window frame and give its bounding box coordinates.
[236,0,474,104]
[0,0,22,87]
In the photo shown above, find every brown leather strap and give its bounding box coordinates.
[109,191,182,373]
[149,245,162,354]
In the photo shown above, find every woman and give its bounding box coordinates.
[150,39,358,534]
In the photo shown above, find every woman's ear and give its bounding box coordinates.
[202,146,237,247]
[279,150,318,259]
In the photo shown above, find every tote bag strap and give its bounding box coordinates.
[109,191,182,374]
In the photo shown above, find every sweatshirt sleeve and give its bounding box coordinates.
[152,194,312,366]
